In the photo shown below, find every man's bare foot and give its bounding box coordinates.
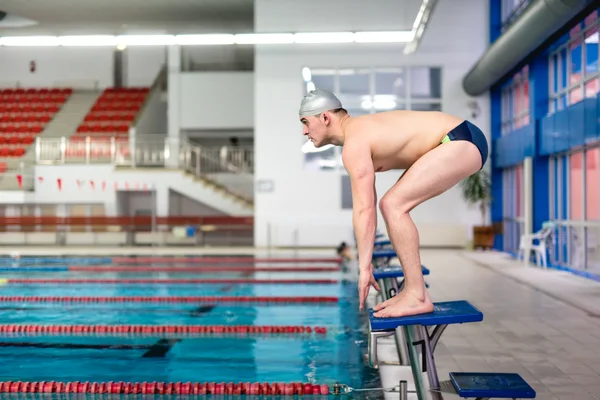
[373,293,401,311]
[372,290,434,318]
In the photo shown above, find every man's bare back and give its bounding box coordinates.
[341,110,465,172]
[298,89,488,319]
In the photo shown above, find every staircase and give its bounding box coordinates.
[33,91,100,140]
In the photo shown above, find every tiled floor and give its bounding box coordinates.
[371,249,600,400]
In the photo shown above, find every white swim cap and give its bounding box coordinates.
[299,88,343,117]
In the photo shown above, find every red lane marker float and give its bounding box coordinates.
[111,256,342,264]
[6,278,338,285]
[69,266,340,273]
[0,296,339,304]
[0,381,330,395]
[0,324,328,335]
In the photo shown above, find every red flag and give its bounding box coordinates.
[37,176,44,184]
[125,182,130,190]
[102,181,107,191]
[114,182,118,191]
[76,179,82,189]
[16,175,22,189]
[90,180,95,190]
[57,178,62,191]
[143,183,148,191]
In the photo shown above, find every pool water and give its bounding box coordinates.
[0,256,382,398]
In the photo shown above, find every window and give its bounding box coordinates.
[500,66,530,135]
[502,164,524,254]
[301,66,442,171]
[549,147,600,273]
[549,10,600,112]
[501,0,531,30]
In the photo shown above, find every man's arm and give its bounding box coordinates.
[342,140,377,271]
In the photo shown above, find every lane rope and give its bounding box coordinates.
[4,278,339,285]
[111,256,342,263]
[0,324,328,335]
[0,296,339,304]
[69,266,340,272]
[0,381,331,395]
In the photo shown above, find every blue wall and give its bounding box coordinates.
[489,2,600,251]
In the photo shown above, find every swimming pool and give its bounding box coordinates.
[0,256,380,397]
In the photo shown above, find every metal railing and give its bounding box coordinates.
[35,136,253,172]
[546,219,600,273]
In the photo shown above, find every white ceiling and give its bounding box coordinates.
[0,0,255,35]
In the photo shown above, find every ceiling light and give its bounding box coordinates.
[59,35,118,46]
[0,31,414,47]
[116,35,176,46]
[302,67,312,82]
[355,31,415,43]
[294,32,355,43]
[235,33,294,44]
[1,36,59,46]
[175,34,235,45]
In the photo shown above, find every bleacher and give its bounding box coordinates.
[0,88,72,158]
[75,87,149,137]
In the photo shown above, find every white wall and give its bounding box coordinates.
[179,72,254,130]
[169,189,225,216]
[254,0,490,247]
[9,165,252,217]
[135,86,168,135]
[126,47,166,88]
[0,47,165,89]
[0,47,114,89]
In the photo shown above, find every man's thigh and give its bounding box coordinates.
[382,141,481,213]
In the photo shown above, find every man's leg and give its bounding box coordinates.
[372,139,482,318]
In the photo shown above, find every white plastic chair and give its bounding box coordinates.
[518,222,554,267]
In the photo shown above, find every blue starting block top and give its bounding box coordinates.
[374,239,391,247]
[373,266,429,280]
[371,249,396,259]
[369,300,483,331]
[449,372,536,399]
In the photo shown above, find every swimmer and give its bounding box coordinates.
[298,89,488,318]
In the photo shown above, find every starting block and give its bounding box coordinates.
[368,301,536,399]
[374,239,392,249]
[373,265,430,280]
[371,249,397,267]
[369,300,482,331]
[446,372,537,398]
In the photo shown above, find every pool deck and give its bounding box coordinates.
[366,249,600,400]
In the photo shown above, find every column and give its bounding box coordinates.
[166,45,181,169]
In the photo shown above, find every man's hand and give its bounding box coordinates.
[358,263,381,311]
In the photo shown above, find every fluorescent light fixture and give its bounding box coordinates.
[0,30,414,47]
[235,33,294,44]
[294,32,355,43]
[176,34,235,45]
[116,35,176,46]
[1,36,59,46]
[59,35,118,46]
[355,31,415,43]
[301,140,335,154]
[302,67,312,82]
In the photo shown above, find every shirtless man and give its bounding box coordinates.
[299,89,488,318]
